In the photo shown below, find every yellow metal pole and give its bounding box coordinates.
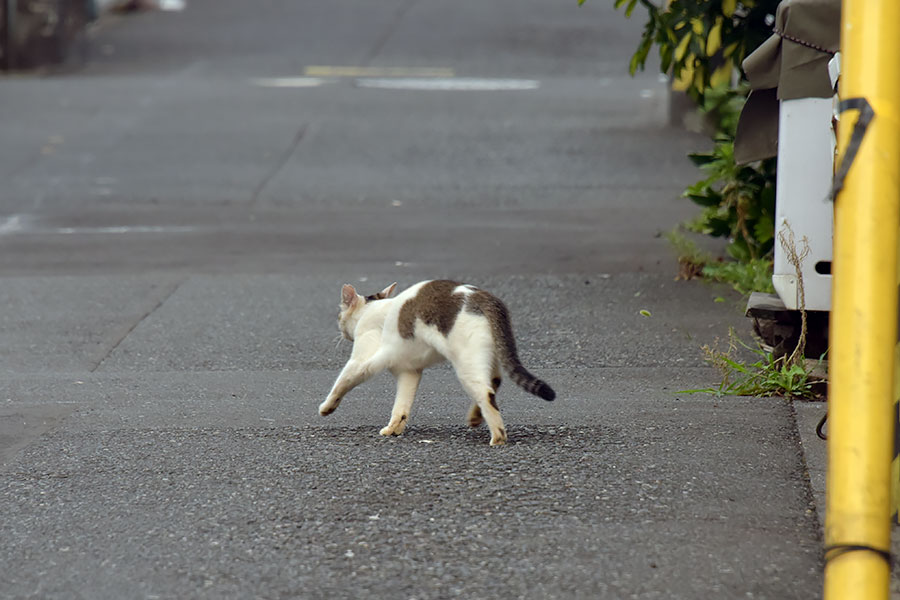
[826,0,900,597]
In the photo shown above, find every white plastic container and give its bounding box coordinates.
[771,96,835,311]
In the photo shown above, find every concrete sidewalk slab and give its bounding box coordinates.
[794,401,827,534]
[795,401,900,598]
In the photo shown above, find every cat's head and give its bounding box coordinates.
[338,282,397,340]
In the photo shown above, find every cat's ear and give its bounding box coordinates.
[376,282,398,300]
[341,284,359,308]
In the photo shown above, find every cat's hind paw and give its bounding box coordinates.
[489,427,508,446]
[467,405,484,428]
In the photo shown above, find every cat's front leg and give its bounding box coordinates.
[380,369,423,436]
[319,353,386,416]
[319,361,358,415]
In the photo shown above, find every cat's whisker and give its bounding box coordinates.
[332,334,345,351]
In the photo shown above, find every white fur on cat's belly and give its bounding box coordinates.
[385,333,444,372]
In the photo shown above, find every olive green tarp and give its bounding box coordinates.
[734,0,840,164]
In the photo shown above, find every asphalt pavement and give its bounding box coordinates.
[0,1,826,598]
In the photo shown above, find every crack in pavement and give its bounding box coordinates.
[249,123,309,206]
[89,278,186,372]
[362,0,421,66]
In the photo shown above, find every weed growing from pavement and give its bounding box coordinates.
[666,228,775,295]
[678,225,825,400]
[681,329,824,399]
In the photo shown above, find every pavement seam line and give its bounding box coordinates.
[362,0,420,66]
[249,123,309,206]
[89,278,185,373]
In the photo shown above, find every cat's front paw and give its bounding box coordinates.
[379,414,408,437]
[319,398,340,416]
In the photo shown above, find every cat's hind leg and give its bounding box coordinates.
[467,382,506,446]
[455,362,506,446]
[466,364,500,429]
[380,369,422,436]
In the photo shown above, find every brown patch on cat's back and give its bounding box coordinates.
[398,280,465,339]
[465,290,515,352]
[465,290,510,322]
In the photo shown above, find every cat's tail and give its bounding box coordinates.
[507,360,556,402]
[469,291,556,402]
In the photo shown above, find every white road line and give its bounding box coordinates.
[250,77,330,88]
[354,77,541,91]
[49,225,201,235]
[0,217,205,236]
[250,75,542,92]
[305,66,455,78]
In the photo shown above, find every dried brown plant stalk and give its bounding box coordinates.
[778,223,811,367]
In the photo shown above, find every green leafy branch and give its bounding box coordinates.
[679,86,777,265]
[584,0,780,103]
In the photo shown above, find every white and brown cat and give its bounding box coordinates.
[319,280,555,446]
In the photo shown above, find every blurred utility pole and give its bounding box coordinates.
[0,0,91,71]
